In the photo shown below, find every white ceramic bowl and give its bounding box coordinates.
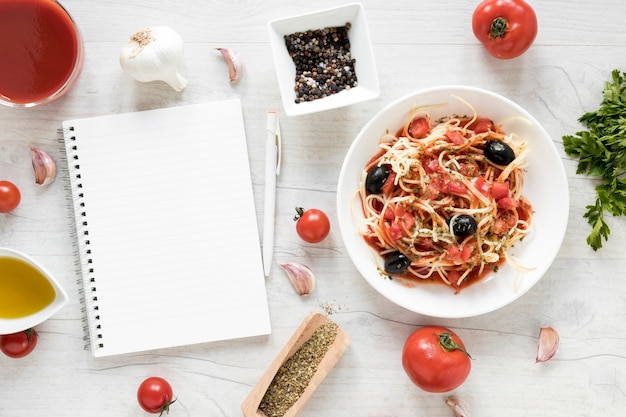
[0,247,68,334]
[268,3,380,116]
[337,85,569,318]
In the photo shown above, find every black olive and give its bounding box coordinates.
[484,139,516,165]
[450,214,477,238]
[384,252,411,274]
[365,165,390,194]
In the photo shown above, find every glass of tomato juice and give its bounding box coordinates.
[0,0,83,107]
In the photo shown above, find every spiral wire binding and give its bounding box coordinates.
[58,127,104,352]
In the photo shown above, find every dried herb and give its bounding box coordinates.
[259,322,338,417]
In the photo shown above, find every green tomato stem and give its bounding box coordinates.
[438,332,472,359]
[490,17,508,39]
[158,395,176,417]
[293,206,305,221]
[25,328,38,345]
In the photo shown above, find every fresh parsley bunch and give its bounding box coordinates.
[563,69,626,250]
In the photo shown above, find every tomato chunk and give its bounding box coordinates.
[382,172,396,194]
[423,159,441,174]
[389,224,403,241]
[445,130,465,145]
[468,117,495,133]
[446,244,473,263]
[446,244,462,261]
[473,176,491,195]
[384,207,395,221]
[443,178,467,196]
[408,117,430,139]
[497,197,519,209]
[490,181,510,199]
[401,212,416,230]
[461,244,473,262]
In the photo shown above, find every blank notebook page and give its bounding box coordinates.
[62,99,271,357]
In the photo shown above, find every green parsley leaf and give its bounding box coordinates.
[563,69,626,250]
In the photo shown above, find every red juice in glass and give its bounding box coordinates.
[0,0,83,107]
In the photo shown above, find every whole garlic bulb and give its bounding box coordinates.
[119,26,187,92]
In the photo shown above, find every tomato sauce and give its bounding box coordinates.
[0,0,82,105]
[364,231,505,293]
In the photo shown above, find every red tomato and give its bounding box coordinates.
[444,130,465,145]
[446,244,462,262]
[402,326,472,393]
[394,206,406,217]
[445,244,473,264]
[472,0,538,59]
[442,178,467,196]
[467,117,496,133]
[401,212,415,230]
[388,224,403,241]
[137,377,175,415]
[461,244,474,261]
[408,117,430,139]
[423,159,441,174]
[496,208,518,229]
[493,218,508,234]
[459,161,480,177]
[473,176,491,196]
[497,196,519,209]
[490,181,510,199]
[0,180,20,213]
[294,207,330,243]
[0,328,38,358]
[384,207,395,221]
[447,270,462,286]
[382,172,397,194]
[415,237,435,251]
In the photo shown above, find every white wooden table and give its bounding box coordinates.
[1,1,625,416]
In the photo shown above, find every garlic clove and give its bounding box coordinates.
[536,326,560,363]
[278,262,315,296]
[214,47,243,84]
[445,397,470,417]
[29,146,56,186]
[119,26,187,92]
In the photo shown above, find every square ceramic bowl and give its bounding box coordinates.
[268,3,380,116]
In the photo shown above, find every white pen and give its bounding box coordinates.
[262,111,281,276]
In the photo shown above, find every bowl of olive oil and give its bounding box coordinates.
[0,247,68,334]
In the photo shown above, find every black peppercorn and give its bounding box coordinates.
[284,23,358,103]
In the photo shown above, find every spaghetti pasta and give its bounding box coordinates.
[357,102,534,292]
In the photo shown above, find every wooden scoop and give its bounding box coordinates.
[241,311,351,417]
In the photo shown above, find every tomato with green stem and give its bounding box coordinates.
[0,328,38,358]
[472,0,538,59]
[402,326,472,393]
[294,207,330,243]
[137,377,176,416]
[0,180,20,213]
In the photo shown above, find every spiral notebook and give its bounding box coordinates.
[61,99,271,357]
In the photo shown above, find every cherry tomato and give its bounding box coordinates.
[137,377,175,415]
[402,326,472,393]
[0,180,21,213]
[294,207,330,243]
[0,328,38,358]
[472,0,538,59]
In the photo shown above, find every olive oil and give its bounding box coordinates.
[0,256,56,319]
